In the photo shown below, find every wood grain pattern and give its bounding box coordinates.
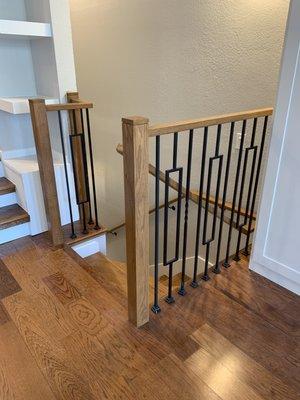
[0,301,9,326]
[122,117,150,327]
[29,99,64,246]
[148,107,273,136]
[192,324,300,400]
[0,204,30,230]
[3,293,94,400]
[0,259,21,299]
[63,222,107,246]
[43,272,81,305]
[45,102,93,111]
[184,346,264,400]
[0,321,55,400]
[0,235,299,400]
[0,177,15,195]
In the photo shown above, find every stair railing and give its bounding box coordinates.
[29,92,101,246]
[121,108,273,327]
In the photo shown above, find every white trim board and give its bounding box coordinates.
[72,234,107,258]
[0,222,30,244]
[0,97,58,114]
[251,0,300,295]
[0,192,17,207]
[251,259,300,295]
[0,19,52,39]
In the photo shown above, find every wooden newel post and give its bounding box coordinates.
[122,116,150,327]
[29,99,64,247]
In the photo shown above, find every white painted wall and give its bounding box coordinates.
[251,0,300,295]
[70,0,289,232]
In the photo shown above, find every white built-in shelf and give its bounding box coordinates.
[0,19,52,39]
[0,97,58,114]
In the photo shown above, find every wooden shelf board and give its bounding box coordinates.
[0,19,52,39]
[0,97,58,114]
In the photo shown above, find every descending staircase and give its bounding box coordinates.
[0,175,30,243]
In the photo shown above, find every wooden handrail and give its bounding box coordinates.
[45,102,93,111]
[148,107,273,136]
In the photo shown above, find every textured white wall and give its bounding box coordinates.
[70,0,289,232]
[251,0,300,294]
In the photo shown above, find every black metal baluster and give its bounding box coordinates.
[223,120,247,268]
[151,136,161,314]
[164,133,183,303]
[70,109,91,235]
[80,109,93,225]
[213,122,235,274]
[58,111,76,239]
[178,129,194,296]
[233,118,258,260]
[191,127,208,288]
[86,109,101,230]
[202,126,223,280]
[244,116,269,255]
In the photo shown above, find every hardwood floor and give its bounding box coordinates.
[0,234,299,399]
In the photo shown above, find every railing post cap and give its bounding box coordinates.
[29,98,46,104]
[122,116,149,126]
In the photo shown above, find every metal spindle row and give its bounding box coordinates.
[57,108,100,239]
[151,116,270,313]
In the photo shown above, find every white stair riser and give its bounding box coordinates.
[0,222,30,244]
[72,234,107,258]
[0,192,17,207]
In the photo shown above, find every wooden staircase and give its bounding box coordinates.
[0,176,30,243]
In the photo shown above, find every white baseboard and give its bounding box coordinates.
[72,234,107,258]
[0,192,17,207]
[250,259,300,295]
[0,222,30,244]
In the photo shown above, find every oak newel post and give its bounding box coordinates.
[29,99,64,247]
[122,116,150,327]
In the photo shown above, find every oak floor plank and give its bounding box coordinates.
[2,293,95,400]
[0,259,21,300]
[174,282,300,392]
[0,301,10,325]
[61,330,135,400]
[0,321,55,400]
[136,352,222,400]
[0,235,299,400]
[192,323,300,400]
[43,272,82,305]
[184,346,264,400]
[4,253,78,340]
[212,262,300,336]
[67,297,157,383]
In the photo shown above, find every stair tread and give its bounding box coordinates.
[0,204,30,230]
[63,221,107,245]
[0,177,15,195]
